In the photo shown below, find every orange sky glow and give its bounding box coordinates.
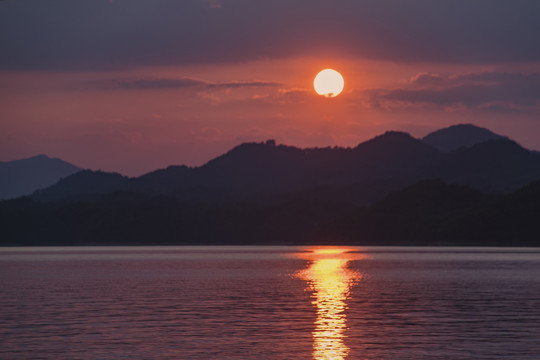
[2,57,539,176]
[1,0,539,176]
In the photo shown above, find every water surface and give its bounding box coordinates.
[1,246,539,359]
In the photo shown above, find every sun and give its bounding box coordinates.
[314,69,344,98]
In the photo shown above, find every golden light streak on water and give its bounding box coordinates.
[295,248,366,360]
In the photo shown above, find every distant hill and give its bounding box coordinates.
[434,139,540,192]
[423,124,506,152]
[31,129,540,203]
[0,155,82,200]
[4,125,540,246]
[129,131,439,189]
[32,170,129,202]
[32,132,443,203]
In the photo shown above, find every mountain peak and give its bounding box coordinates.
[423,123,506,152]
[0,155,82,200]
[355,131,431,153]
[30,154,51,160]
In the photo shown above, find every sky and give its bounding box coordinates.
[1,0,539,176]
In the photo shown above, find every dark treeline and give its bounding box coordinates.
[1,179,539,246]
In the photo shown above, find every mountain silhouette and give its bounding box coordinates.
[0,155,81,200]
[32,170,128,202]
[373,179,487,214]
[29,127,540,203]
[423,123,506,152]
[434,138,540,191]
[340,131,441,182]
[3,177,539,246]
[31,132,443,203]
[3,124,540,246]
[435,179,540,246]
[325,179,493,245]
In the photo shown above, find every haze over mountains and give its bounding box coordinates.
[0,155,81,200]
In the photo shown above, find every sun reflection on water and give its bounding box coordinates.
[295,248,366,360]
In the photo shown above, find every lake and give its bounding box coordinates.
[1,246,540,359]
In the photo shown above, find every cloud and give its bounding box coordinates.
[106,78,205,90]
[75,77,281,91]
[1,0,539,70]
[408,73,445,87]
[366,72,540,111]
[207,80,282,89]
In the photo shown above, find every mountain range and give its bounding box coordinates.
[1,123,539,246]
[29,125,540,203]
[2,177,539,246]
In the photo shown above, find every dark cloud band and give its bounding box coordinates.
[367,72,540,110]
[1,0,539,70]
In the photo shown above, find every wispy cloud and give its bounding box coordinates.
[75,77,282,91]
[366,72,540,111]
[207,80,282,89]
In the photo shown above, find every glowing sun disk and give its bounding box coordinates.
[314,69,344,98]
